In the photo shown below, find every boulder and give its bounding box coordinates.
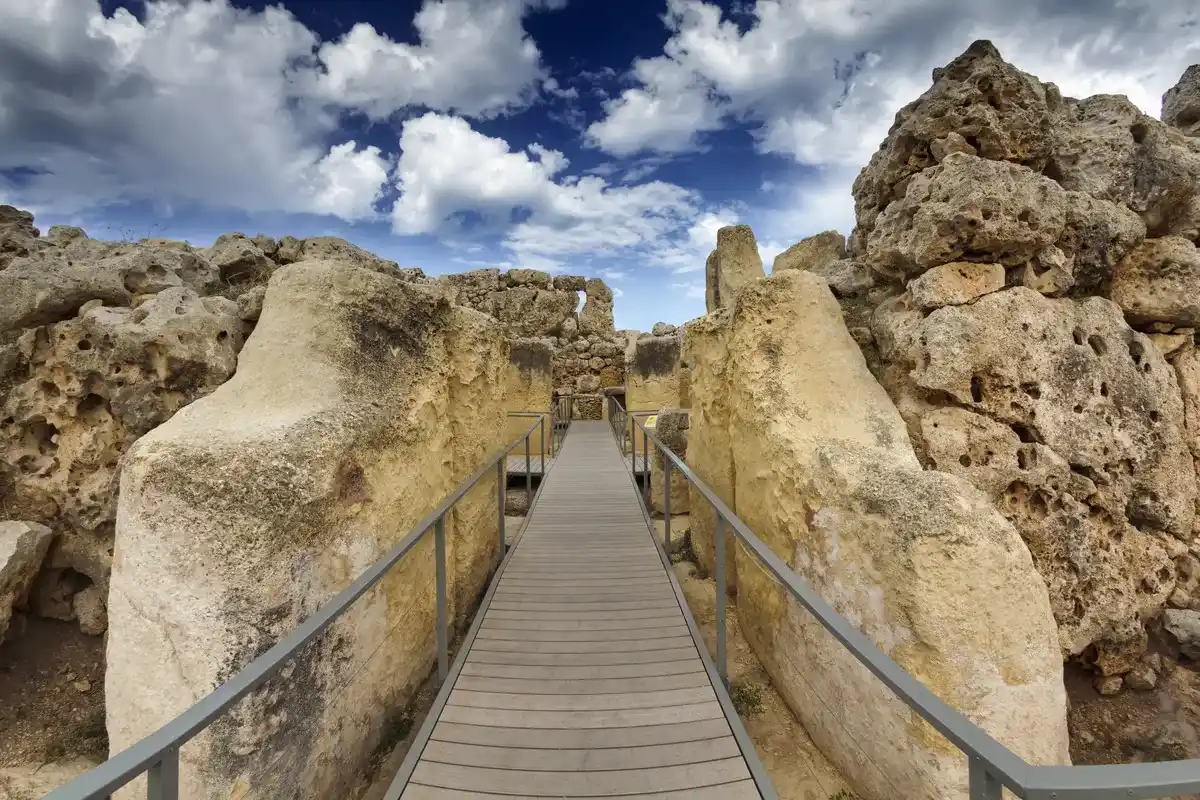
[852,40,1059,248]
[697,270,1069,797]
[1,288,243,598]
[202,233,275,285]
[552,275,586,291]
[1164,609,1200,659]
[771,230,847,274]
[0,204,47,269]
[579,278,615,336]
[627,335,682,413]
[490,287,578,339]
[505,339,554,456]
[908,261,1005,310]
[0,521,53,641]
[107,260,507,799]
[1048,95,1200,242]
[1110,237,1200,327]
[504,268,551,288]
[651,322,677,336]
[1164,65,1200,137]
[650,410,689,516]
[899,287,1195,658]
[704,250,720,313]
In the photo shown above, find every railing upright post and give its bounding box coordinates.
[629,413,635,459]
[642,428,650,507]
[630,422,637,483]
[540,416,546,477]
[525,434,532,509]
[496,460,506,564]
[435,515,448,683]
[147,748,179,800]
[663,458,671,551]
[715,512,727,687]
[968,758,1003,799]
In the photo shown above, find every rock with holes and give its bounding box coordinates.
[0,204,50,270]
[1048,95,1200,243]
[771,230,847,274]
[1,243,220,334]
[650,409,689,515]
[866,153,1068,278]
[628,334,683,413]
[895,286,1194,659]
[851,40,1060,251]
[0,288,242,628]
[579,278,615,336]
[201,233,275,288]
[710,225,765,309]
[0,521,54,641]
[909,261,1006,309]
[1110,237,1200,327]
[688,270,1069,798]
[107,259,507,799]
[1165,65,1200,137]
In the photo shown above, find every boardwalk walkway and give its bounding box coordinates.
[395,421,765,798]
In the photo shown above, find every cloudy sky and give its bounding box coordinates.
[1,0,1198,330]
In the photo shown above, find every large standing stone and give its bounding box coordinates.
[771,231,847,274]
[713,225,765,308]
[0,521,53,641]
[1164,65,1200,137]
[696,270,1069,798]
[704,250,720,312]
[107,260,506,799]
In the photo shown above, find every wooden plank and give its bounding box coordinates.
[419,736,740,771]
[469,636,696,654]
[458,660,705,680]
[446,687,716,711]
[410,757,750,795]
[402,779,762,799]
[452,672,711,694]
[475,625,689,642]
[436,702,724,729]
[480,616,685,631]
[428,718,734,749]
[464,647,699,667]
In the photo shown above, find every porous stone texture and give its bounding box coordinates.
[0,521,53,641]
[771,230,847,274]
[688,270,1069,798]
[1165,65,1200,137]
[908,261,1005,310]
[706,225,765,311]
[505,339,554,456]
[574,394,602,420]
[579,278,615,336]
[627,334,683,413]
[1110,236,1200,327]
[842,39,1200,677]
[107,260,507,799]
[649,410,689,516]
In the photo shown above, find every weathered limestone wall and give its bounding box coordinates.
[107,261,506,799]
[688,270,1069,799]
[627,334,683,412]
[504,339,553,457]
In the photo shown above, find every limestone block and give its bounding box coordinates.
[107,260,506,799]
[0,520,53,641]
[682,312,737,588]
[908,261,1005,310]
[1164,65,1200,137]
[1111,236,1200,327]
[771,230,847,274]
[505,339,554,457]
[714,225,765,309]
[714,270,1069,798]
[574,394,602,420]
[579,278,615,336]
[627,335,682,413]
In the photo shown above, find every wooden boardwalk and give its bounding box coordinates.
[396,421,765,799]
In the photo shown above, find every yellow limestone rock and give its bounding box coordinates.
[691,270,1070,798]
[107,260,506,799]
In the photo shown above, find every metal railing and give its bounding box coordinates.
[605,395,653,464]
[46,418,546,800]
[618,404,1200,800]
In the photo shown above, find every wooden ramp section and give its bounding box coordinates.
[398,421,763,799]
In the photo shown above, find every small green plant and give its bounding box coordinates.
[729,680,764,717]
[829,790,857,800]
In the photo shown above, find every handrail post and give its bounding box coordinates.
[435,515,448,683]
[663,457,671,551]
[496,460,505,565]
[540,415,545,477]
[715,512,727,687]
[642,428,650,506]
[147,749,179,800]
[630,421,637,481]
[968,758,1003,799]
[525,434,532,509]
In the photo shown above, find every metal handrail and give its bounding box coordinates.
[618,404,1200,800]
[46,417,546,800]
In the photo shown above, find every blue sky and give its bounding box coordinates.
[1,0,1198,330]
